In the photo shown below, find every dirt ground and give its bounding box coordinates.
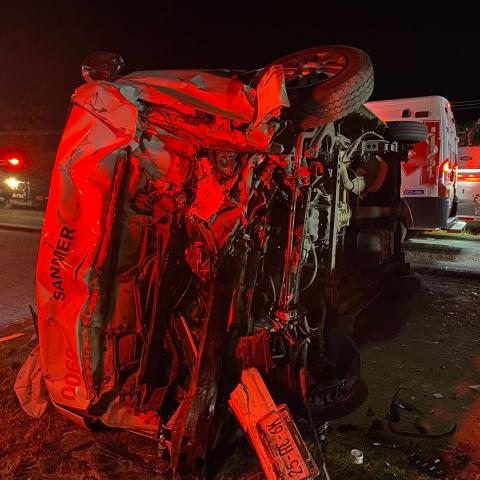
[323,273,480,480]
[1,272,480,480]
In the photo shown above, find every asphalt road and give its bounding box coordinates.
[0,205,478,329]
[0,229,39,328]
[0,207,44,230]
[405,233,480,275]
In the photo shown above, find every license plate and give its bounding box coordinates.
[34,195,44,201]
[257,405,319,480]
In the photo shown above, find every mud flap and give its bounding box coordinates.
[229,368,319,480]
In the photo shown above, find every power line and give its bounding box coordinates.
[452,105,480,111]
[0,130,62,136]
[451,99,480,105]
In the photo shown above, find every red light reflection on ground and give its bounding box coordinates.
[445,354,480,479]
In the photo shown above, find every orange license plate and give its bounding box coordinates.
[257,405,319,480]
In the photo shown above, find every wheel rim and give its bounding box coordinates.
[281,51,348,89]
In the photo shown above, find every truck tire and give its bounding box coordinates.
[386,121,428,143]
[256,45,374,130]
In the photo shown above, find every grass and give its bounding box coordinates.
[0,331,68,478]
[418,223,480,241]
[0,323,166,480]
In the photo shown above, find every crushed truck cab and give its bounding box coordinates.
[21,48,427,479]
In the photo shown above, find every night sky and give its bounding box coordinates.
[1,2,479,130]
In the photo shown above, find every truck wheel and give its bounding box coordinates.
[256,45,374,129]
[401,219,419,242]
[386,121,428,143]
[450,194,458,218]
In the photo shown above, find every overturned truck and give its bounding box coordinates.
[30,47,427,478]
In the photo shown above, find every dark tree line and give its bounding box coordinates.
[457,119,480,146]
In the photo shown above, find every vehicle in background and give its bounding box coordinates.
[0,154,25,207]
[457,145,480,221]
[4,176,49,208]
[0,153,48,208]
[366,96,459,234]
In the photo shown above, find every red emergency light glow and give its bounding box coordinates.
[7,157,21,167]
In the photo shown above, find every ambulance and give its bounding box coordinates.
[366,96,458,232]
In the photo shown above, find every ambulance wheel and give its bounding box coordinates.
[405,229,418,241]
[254,45,374,129]
[401,220,418,241]
[386,121,428,143]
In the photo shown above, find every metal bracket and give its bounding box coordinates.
[359,139,398,155]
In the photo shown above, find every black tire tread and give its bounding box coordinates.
[386,121,428,143]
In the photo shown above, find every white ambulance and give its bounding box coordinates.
[366,96,458,232]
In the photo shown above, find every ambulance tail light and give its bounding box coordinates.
[458,170,480,182]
